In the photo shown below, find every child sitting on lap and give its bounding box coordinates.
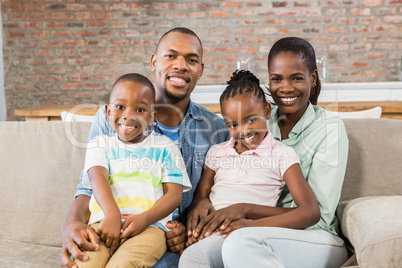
[76,73,191,268]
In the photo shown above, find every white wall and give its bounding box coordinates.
[0,13,5,121]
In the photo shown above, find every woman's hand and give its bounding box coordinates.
[98,213,122,255]
[186,198,215,239]
[216,218,252,238]
[197,203,248,240]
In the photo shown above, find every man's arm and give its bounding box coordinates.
[61,195,99,268]
[61,107,112,268]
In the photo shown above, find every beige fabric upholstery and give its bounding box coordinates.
[0,119,401,267]
[338,196,402,268]
[0,122,90,248]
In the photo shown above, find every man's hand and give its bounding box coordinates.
[61,220,100,268]
[165,220,187,255]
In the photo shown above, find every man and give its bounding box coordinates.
[61,27,229,268]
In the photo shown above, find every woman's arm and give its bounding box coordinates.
[120,183,183,238]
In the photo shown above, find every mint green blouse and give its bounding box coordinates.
[268,103,349,236]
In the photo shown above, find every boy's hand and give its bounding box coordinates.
[98,213,121,255]
[187,198,215,239]
[120,214,148,239]
[165,220,187,255]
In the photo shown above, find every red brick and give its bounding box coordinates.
[88,21,108,27]
[8,32,26,38]
[325,27,347,34]
[351,8,371,15]
[52,31,71,38]
[110,40,130,46]
[87,40,107,46]
[214,47,233,53]
[44,21,64,28]
[74,30,95,37]
[23,3,45,11]
[30,31,49,38]
[364,0,382,6]
[223,2,243,8]
[75,12,96,20]
[246,2,262,7]
[265,19,286,25]
[20,22,41,28]
[52,12,74,20]
[353,62,370,68]
[84,83,103,90]
[212,11,230,17]
[235,10,255,16]
[65,3,86,10]
[34,50,53,56]
[65,40,85,46]
[61,83,80,90]
[189,12,209,18]
[97,12,117,19]
[71,74,90,82]
[364,70,384,77]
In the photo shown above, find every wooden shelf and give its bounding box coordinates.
[14,101,402,121]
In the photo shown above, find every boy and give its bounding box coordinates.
[76,73,191,267]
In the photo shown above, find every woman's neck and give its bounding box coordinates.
[277,105,307,140]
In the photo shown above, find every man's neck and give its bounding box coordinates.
[155,95,190,128]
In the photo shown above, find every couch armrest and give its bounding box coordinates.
[337,196,402,267]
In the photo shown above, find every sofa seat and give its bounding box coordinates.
[0,239,61,267]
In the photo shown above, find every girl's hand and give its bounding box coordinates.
[216,218,252,238]
[98,213,122,255]
[120,214,148,239]
[186,198,215,239]
[197,204,248,240]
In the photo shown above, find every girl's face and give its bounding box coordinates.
[221,93,271,154]
[268,51,317,119]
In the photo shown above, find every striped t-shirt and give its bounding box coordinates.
[85,131,191,231]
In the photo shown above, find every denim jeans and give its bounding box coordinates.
[153,251,180,268]
[222,227,348,268]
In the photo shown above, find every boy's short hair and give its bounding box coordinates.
[111,73,155,99]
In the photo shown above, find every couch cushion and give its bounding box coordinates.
[341,119,402,202]
[0,239,61,268]
[337,196,402,267]
[0,121,91,247]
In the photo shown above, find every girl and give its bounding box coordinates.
[221,37,349,267]
[179,70,320,268]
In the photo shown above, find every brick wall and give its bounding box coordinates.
[1,0,401,120]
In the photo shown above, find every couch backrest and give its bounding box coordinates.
[0,121,91,247]
[1,119,401,246]
[340,118,402,202]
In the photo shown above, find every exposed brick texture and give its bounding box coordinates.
[1,0,401,120]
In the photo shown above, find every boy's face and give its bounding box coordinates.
[106,81,155,143]
[221,93,271,154]
[151,32,204,103]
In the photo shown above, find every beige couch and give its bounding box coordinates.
[0,119,401,267]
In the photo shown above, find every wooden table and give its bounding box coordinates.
[14,101,402,121]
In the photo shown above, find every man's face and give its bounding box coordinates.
[151,32,204,103]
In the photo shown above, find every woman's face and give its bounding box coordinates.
[268,51,316,119]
